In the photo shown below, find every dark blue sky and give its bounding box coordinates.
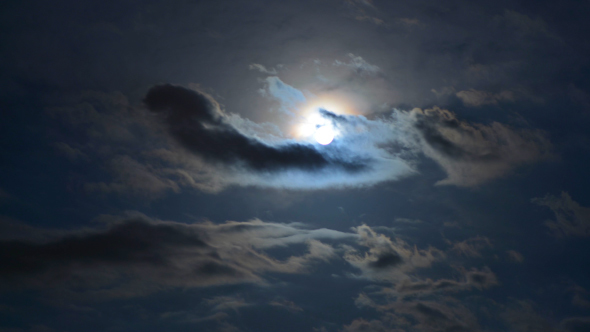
[1,0,590,331]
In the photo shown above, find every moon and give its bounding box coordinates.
[314,125,335,145]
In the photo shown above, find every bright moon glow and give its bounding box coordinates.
[314,125,335,145]
[296,111,337,145]
[291,94,360,144]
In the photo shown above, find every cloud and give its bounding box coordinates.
[333,53,380,76]
[506,250,524,263]
[500,10,555,38]
[532,191,590,237]
[405,302,475,331]
[0,217,348,297]
[52,142,87,161]
[341,319,403,332]
[342,0,386,27]
[569,284,590,308]
[258,76,306,114]
[411,107,552,186]
[561,317,590,332]
[49,86,551,195]
[449,236,492,258]
[344,225,444,281]
[351,297,480,332]
[396,18,420,28]
[205,296,252,312]
[269,299,303,312]
[144,84,367,173]
[456,89,515,107]
[141,85,417,191]
[84,155,181,198]
[501,300,558,332]
[249,63,277,75]
[394,267,498,296]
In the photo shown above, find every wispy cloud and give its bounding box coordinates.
[333,53,380,76]
[533,192,590,237]
[257,76,306,115]
[449,236,492,258]
[456,89,515,107]
[249,63,277,75]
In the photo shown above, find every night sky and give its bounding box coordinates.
[1,0,590,331]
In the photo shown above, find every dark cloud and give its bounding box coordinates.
[0,218,246,291]
[368,252,403,269]
[143,84,368,173]
[0,217,342,295]
[0,219,208,276]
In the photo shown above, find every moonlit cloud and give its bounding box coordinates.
[258,76,307,115]
[145,85,367,172]
[411,107,552,186]
[343,224,444,281]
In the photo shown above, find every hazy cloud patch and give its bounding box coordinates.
[456,89,515,107]
[533,192,590,237]
[506,250,524,263]
[269,299,303,312]
[561,317,590,332]
[333,53,381,76]
[502,300,558,332]
[394,267,498,296]
[351,297,480,332]
[249,63,277,75]
[449,236,492,258]
[342,318,403,332]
